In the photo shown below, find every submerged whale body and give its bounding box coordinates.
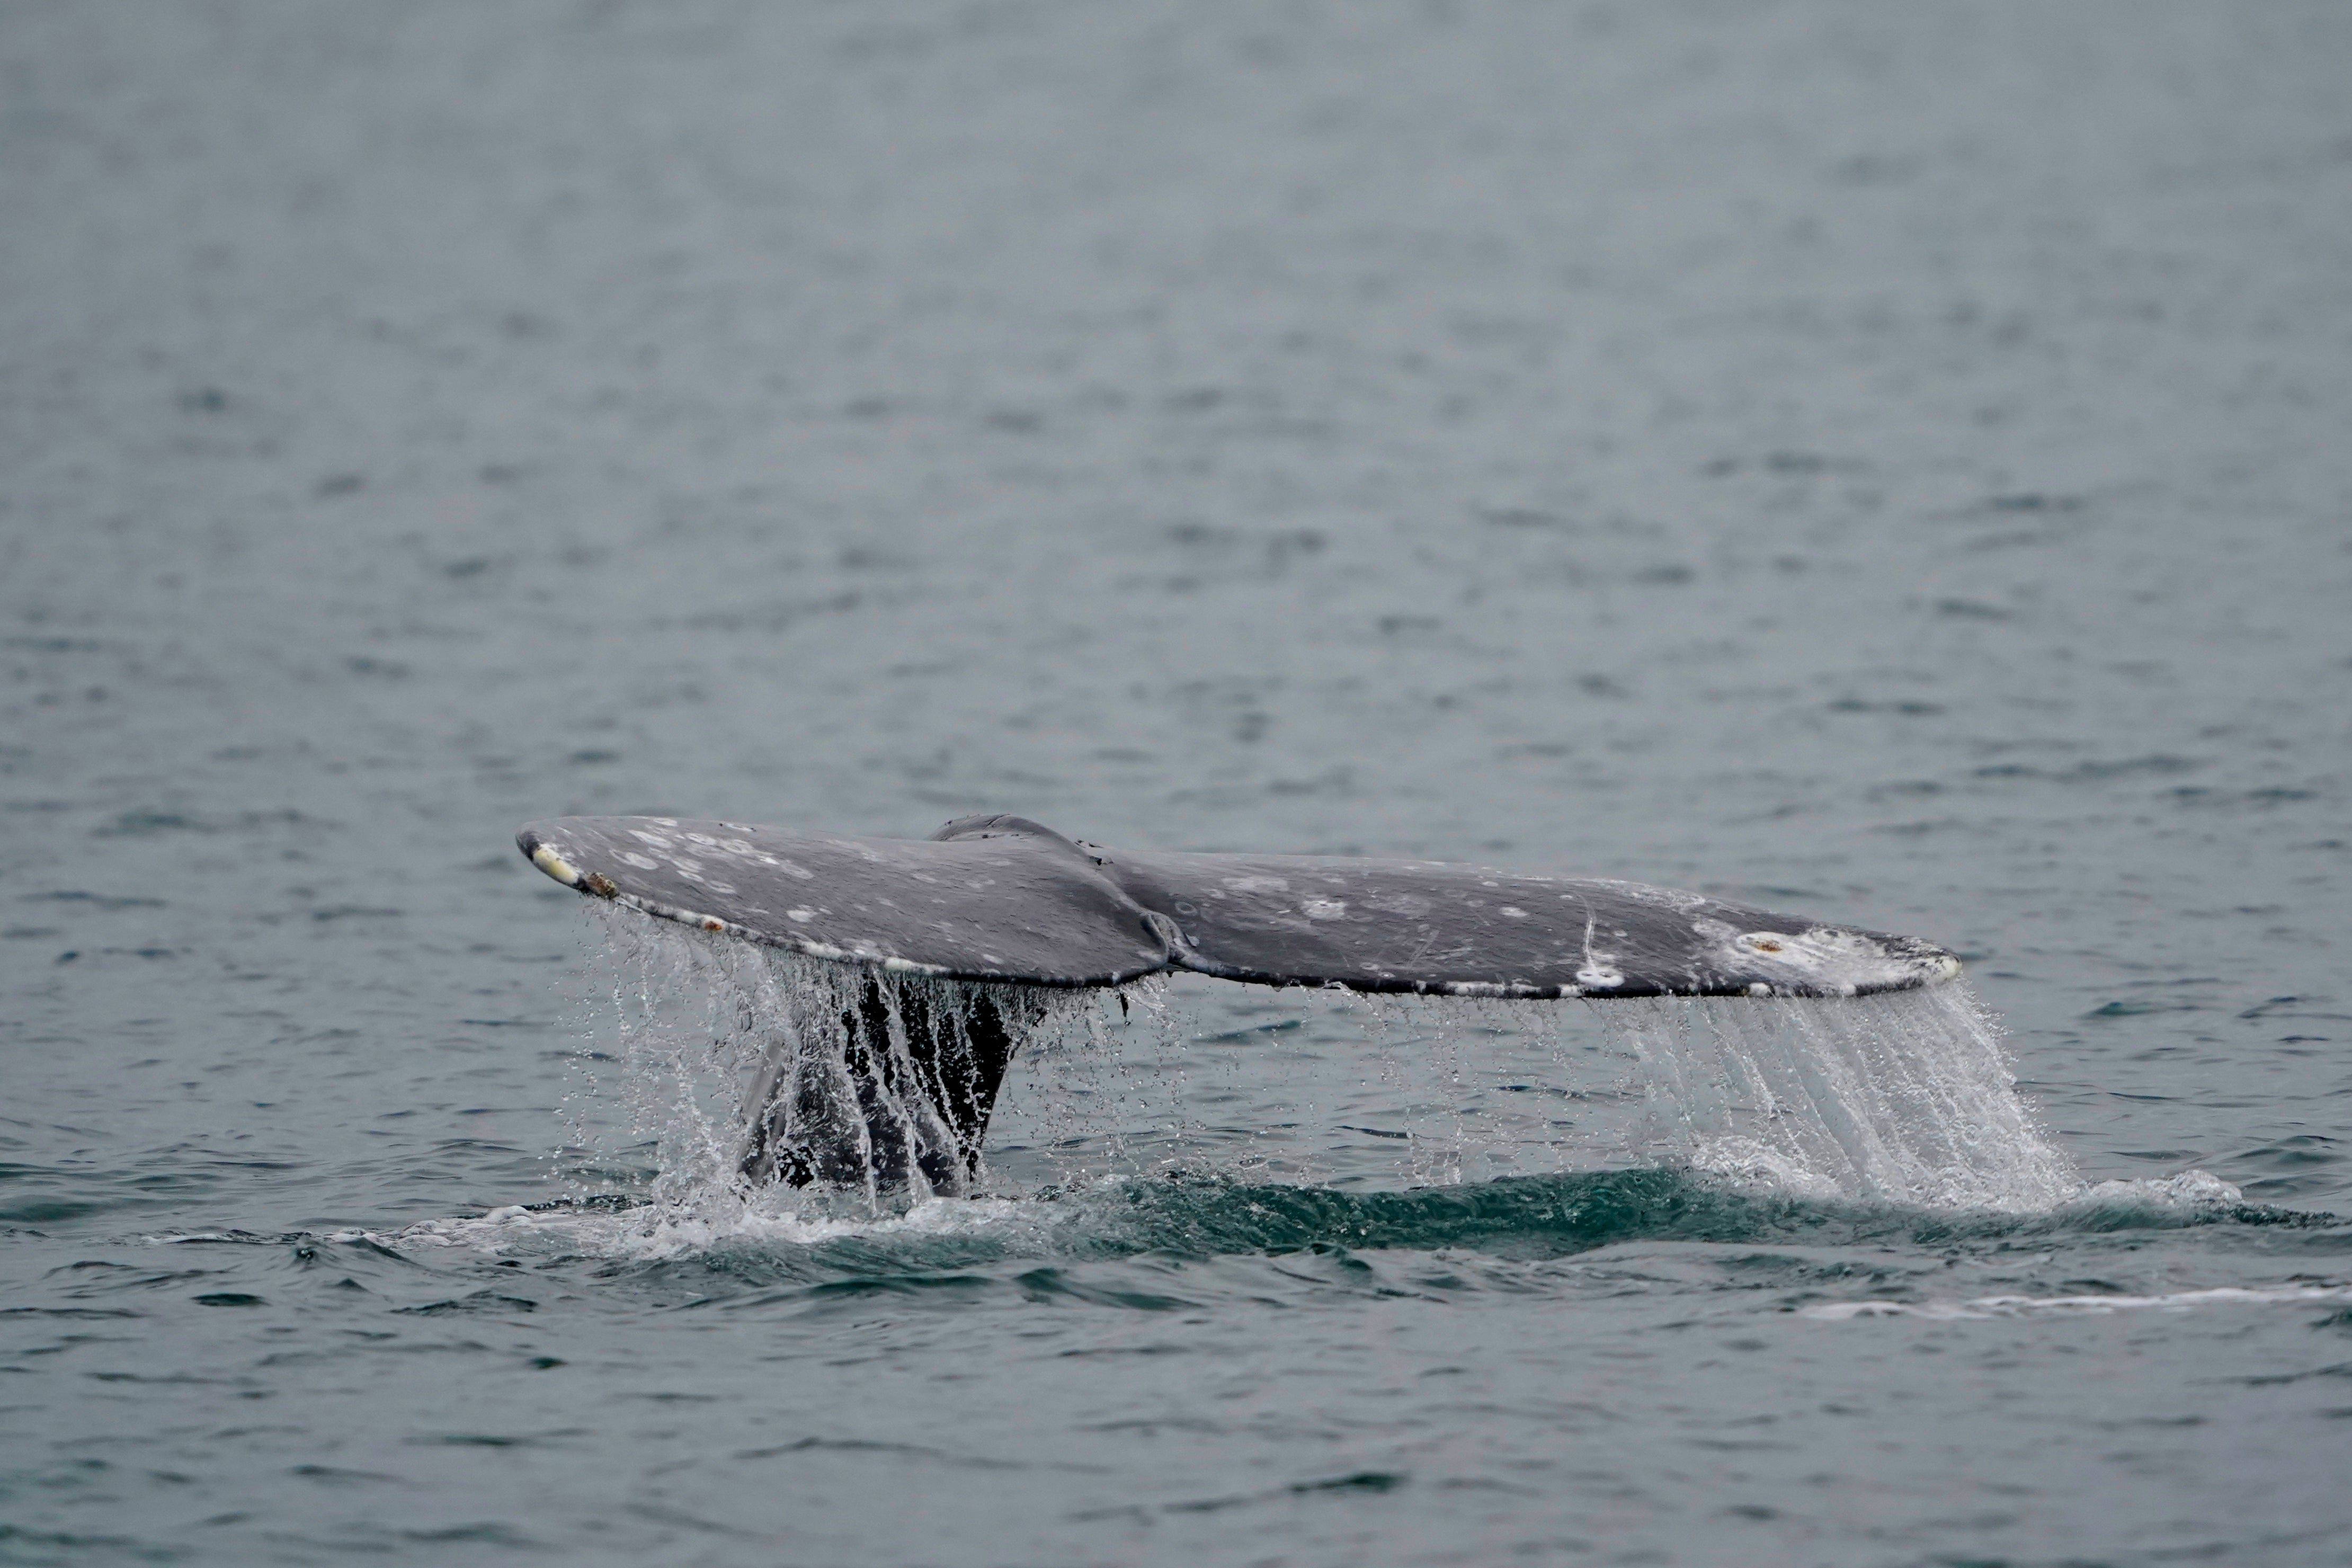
[519,813,1962,1192]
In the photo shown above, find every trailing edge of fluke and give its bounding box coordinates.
[518,813,1961,1001]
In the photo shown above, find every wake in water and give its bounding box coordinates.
[377,1165,2300,1276]
[551,906,2108,1230]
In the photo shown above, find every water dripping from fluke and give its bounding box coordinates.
[523,811,2119,1225]
[559,905,1122,1224]
[1587,984,2083,1210]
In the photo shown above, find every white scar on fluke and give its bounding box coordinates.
[520,811,1965,1193]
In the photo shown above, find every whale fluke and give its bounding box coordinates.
[518,813,1959,1001]
[519,812,1961,1191]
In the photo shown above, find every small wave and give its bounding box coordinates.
[1802,1282,2352,1322]
[2073,1169,2245,1206]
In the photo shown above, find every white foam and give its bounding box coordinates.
[363,1192,1050,1261]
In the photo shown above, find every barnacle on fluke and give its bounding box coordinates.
[519,812,1961,1190]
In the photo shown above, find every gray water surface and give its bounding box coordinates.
[4,3,2350,1564]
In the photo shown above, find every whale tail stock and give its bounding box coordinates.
[734,971,1027,1195]
[519,812,1962,1191]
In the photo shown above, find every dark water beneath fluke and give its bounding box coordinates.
[7,3,2352,1564]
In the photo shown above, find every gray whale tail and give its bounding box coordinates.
[519,812,1961,1191]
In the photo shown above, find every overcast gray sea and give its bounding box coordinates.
[5,4,2350,1564]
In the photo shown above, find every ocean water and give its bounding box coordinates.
[4,3,2350,1564]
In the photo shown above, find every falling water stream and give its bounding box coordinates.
[561,906,2086,1233]
[1596,984,2083,1209]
